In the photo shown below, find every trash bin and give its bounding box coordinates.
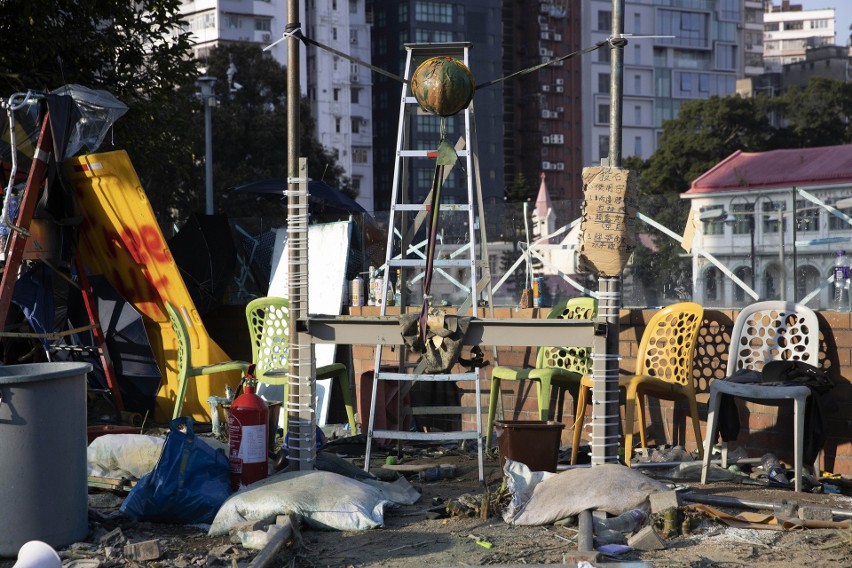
[0,362,92,557]
[493,420,564,473]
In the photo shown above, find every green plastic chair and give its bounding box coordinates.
[167,301,249,420]
[245,296,358,435]
[485,296,597,449]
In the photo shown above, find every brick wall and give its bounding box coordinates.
[345,305,852,475]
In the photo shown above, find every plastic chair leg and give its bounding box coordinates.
[485,377,502,450]
[687,394,704,460]
[623,390,638,467]
[700,388,721,485]
[172,371,191,420]
[536,377,552,422]
[570,383,589,465]
[335,371,359,435]
[793,396,805,493]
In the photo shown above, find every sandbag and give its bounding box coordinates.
[503,460,669,526]
[208,470,391,535]
[87,434,165,480]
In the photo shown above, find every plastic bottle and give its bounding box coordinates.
[760,453,791,487]
[834,250,850,312]
[393,269,402,307]
[414,464,456,482]
[593,509,647,533]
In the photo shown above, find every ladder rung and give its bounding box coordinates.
[386,259,474,269]
[371,429,481,442]
[398,149,469,158]
[376,371,478,382]
[393,203,471,212]
[410,406,479,415]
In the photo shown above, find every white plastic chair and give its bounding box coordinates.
[700,301,821,492]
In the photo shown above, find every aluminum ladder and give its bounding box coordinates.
[364,42,495,483]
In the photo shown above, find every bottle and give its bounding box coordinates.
[760,453,791,487]
[414,464,456,482]
[593,509,647,534]
[367,266,376,305]
[834,250,850,312]
[393,269,402,307]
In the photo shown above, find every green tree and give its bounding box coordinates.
[773,77,852,148]
[0,0,199,226]
[198,44,349,221]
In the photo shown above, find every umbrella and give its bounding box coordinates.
[230,179,369,216]
[167,213,238,315]
[65,274,162,415]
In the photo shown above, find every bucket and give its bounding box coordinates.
[0,362,92,557]
[493,420,564,473]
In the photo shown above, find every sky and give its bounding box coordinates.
[794,1,852,44]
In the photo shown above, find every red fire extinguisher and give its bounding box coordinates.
[228,364,269,491]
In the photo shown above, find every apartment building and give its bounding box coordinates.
[179,0,375,212]
[763,1,835,72]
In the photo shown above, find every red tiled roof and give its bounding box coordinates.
[686,144,852,195]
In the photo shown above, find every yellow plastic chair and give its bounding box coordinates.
[486,297,597,449]
[571,302,704,466]
[700,301,821,492]
[245,297,358,436]
[167,301,250,420]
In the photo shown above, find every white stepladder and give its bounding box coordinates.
[364,42,495,484]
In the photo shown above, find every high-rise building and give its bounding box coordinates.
[367,0,504,213]
[763,1,835,72]
[179,0,374,212]
[582,1,749,167]
[502,1,584,221]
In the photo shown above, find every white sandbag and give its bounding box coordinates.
[208,470,390,535]
[504,459,669,526]
[87,434,165,480]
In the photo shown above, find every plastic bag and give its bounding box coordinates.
[120,417,231,524]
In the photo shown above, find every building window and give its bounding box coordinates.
[599,47,611,63]
[351,88,360,104]
[598,135,609,161]
[226,15,239,28]
[352,147,369,164]
[351,117,361,134]
[704,267,719,302]
[657,9,708,48]
[829,201,852,230]
[333,88,340,102]
[415,1,453,24]
[350,29,358,45]
[731,202,754,234]
[598,73,610,94]
[634,105,642,125]
[633,136,642,157]
[734,267,751,303]
[597,10,611,31]
[255,18,271,31]
[796,200,820,232]
[634,74,641,93]
[335,117,341,133]
[715,44,737,71]
[332,27,338,40]
[597,103,610,124]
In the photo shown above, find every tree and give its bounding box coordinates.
[773,77,852,148]
[198,44,349,221]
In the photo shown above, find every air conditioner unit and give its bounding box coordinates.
[541,56,550,64]
[262,33,271,43]
[541,31,551,40]
[554,33,562,41]
[541,109,552,119]
[351,37,357,44]
[555,78,564,85]
[539,48,549,56]
[556,162,565,171]
[351,74,359,82]
[556,106,564,113]
[555,85,564,93]
[542,135,551,144]
[542,84,551,92]
[542,161,552,170]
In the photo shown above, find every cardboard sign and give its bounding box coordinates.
[578,166,638,277]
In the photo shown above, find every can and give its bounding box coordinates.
[532,277,543,308]
[350,275,364,307]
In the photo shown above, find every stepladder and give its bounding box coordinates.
[364,43,495,484]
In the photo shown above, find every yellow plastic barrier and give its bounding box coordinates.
[64,150,241,422]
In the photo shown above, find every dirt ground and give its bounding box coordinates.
[6,435,852,567]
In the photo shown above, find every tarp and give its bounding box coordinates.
[64,150,241,422]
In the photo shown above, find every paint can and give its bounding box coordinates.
[350,275,364,307]
[532,277,543,308]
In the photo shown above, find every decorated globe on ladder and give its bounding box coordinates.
[410,56,475,117]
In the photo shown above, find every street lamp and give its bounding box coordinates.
[724,193,785,301]
[196,76,217,215]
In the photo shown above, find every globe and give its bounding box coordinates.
[410,56,475,117]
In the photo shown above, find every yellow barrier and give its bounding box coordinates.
[65,150,241,422]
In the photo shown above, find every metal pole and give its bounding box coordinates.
[778,203,785,302]
[792,187,798,302]
[750,216,756,293]
[196,76,217,215]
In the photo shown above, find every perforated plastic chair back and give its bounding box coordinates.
[165,301,192,375]
[727,301,819,374]
[246,297,290,385]
[635,302,704,386]
[535,296,597,375]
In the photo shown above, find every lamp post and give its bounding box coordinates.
[196,76,217,215]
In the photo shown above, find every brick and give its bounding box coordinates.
[798,505,833,521]
[627,525,666,551]
[649,491,680,514]
[124,540,162,561]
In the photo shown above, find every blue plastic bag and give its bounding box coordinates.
[120,417,231,524]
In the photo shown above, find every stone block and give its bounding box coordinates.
[124,539,162,561]
[798,505,833,521]
[627,526,666,551]
[649,490,680,514]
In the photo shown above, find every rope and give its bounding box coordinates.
[266,25,615,91]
